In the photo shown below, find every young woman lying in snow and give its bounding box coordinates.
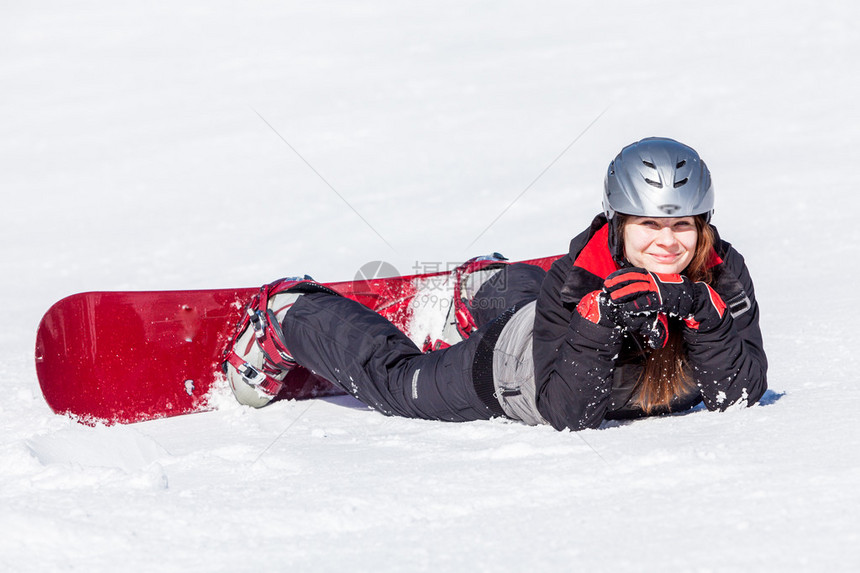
[223,137,767,431]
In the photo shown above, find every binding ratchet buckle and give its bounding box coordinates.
[248,308,268,338]
[237,361,263,386]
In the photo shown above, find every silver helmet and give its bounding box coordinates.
[603,137,714,221]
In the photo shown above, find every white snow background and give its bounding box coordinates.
[2,1,859,571]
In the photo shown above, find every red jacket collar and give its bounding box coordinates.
[572,224,619,279]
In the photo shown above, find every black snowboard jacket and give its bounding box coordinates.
[532,214,768,431]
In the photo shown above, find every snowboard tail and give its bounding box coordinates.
[35,256,562,425]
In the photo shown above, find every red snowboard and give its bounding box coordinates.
[35,256,562,425]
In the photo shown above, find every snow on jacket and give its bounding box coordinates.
[525,214,769,431]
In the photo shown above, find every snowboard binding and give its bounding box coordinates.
[223,276,337,407]
[422,253,509,352]
[452,253,509,339]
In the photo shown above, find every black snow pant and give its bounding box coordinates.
[281,263,546,422]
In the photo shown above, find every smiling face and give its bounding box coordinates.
[621,216,698,275]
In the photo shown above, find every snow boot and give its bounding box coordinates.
[223,276,337,407]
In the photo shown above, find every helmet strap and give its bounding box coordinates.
[607,215,630,268]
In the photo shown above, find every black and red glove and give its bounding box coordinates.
[577,287,669,347]
[575,290,621,329]
[604,267,728,333]
[679,281,728,332]
[623,311,670,349]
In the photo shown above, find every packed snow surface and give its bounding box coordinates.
[2,1,860,571]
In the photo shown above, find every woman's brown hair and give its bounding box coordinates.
[615,214,716,414]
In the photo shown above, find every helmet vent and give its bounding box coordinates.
[673,177,688,188]
[676,160,686,168]
[642,159,661,187]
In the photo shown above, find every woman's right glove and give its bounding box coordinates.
[576,288,670,348]
[575,290,620,329]
[603,267,728,333]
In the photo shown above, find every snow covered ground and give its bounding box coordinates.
[2,1,860,570]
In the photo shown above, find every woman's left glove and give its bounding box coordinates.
[622,311,670,349]
[604,268,728,333]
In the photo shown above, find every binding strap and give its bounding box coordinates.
[223,277,340,395]
[453,253,509,339]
